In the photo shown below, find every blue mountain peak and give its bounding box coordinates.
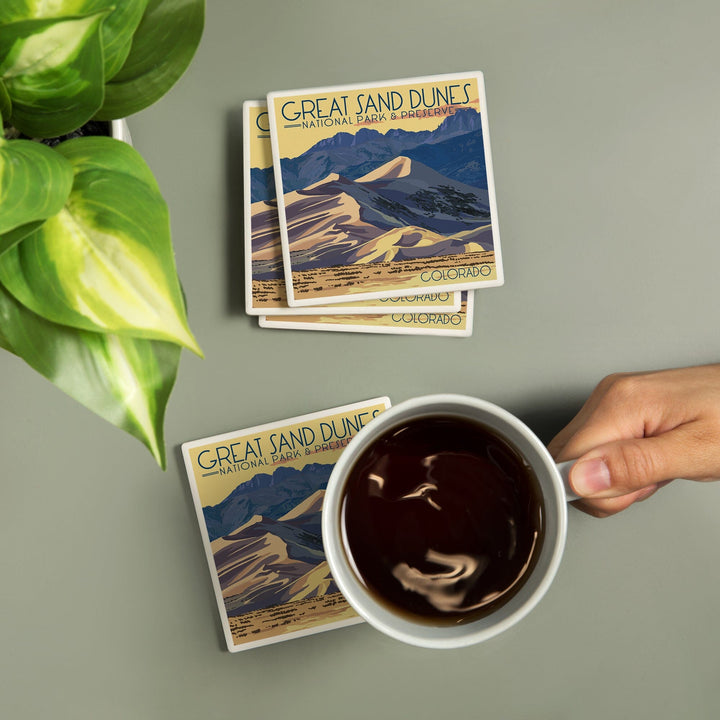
[202,463,335,541]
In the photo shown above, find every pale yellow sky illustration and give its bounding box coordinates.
[268,76,482,163]
[247,103,273,168]
[188,401,388,506]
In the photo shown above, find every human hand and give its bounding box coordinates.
[548,364,720,517]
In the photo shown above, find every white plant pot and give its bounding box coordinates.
[111,119,132,145]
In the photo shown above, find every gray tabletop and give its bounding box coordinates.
[2,1,719,718]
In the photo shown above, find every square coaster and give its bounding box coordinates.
[267,72,502,307]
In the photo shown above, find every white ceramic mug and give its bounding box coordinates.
[322,394,577,649]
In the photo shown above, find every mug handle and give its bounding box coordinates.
[556,460,580,502]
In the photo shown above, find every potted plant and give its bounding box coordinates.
[0,0,205,468]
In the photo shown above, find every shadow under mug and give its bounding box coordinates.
[321,394,577,649]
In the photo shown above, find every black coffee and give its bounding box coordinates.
[340,415,545,625]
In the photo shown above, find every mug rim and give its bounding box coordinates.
[321,393,569,649]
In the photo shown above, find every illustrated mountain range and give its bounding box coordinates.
[250,107,487,201]
[203,464,339,616]
[250,152,494,279]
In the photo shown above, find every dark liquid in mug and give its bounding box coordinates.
[341,415,545,625]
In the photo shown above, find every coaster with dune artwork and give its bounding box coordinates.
[182,397,390,651]
[267,72,503,307]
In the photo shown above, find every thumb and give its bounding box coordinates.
[569,432,687,499]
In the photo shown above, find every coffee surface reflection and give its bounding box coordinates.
[340,415,545,625]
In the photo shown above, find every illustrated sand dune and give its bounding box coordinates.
[249,200,283,262]
[210,489,339,615]
[282,174,390,250]
[284,561,335,600]
[213,525,315,604]
[282,156,493,274]
[352,226,466,264]
[277,488,325,521]
[355,155,415,182]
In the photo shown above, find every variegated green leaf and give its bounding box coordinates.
[0,80,11,121]
[0,321,13,352]
[58,132,159,188]
[0,12,107,137]
[0,280,179,467]
[0,135,73,234]
[0,136,202,355]
[97,0,204,120]
[0,220,44,257]
[0,1,149,81]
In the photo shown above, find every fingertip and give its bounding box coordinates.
[570,484,663,518]
[634,483,659,502]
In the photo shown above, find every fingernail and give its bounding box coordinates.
[572,458,612,496]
